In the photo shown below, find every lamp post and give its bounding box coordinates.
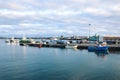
[89,24,91,38]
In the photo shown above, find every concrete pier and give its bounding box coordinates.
[42,44,65,48]
[108,45,120,51]
[21,43,120,51]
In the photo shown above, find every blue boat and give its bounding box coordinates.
[88,45,109,51]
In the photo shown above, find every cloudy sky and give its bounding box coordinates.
[0,0,120,37]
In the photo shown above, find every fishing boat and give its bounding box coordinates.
[88,42,108,51]
[65,44,78,49]
[88,46,108,51]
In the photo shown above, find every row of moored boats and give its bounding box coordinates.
[5,37,109,51]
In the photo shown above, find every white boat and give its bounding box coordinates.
[10,37,15,43]
[5,39,10,43]
[65,44,78,49]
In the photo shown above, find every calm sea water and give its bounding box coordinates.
[0,39,120,80]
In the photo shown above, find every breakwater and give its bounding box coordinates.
[23,43,120,51]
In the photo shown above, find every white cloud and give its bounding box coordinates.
[84,7,111,17]
[0,0,120,37]
[0,9,81,19]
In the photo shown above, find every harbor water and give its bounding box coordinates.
[0,39,120,80]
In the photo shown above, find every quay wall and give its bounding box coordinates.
[25,43,120,51]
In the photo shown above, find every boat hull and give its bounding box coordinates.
[65,45,78,49]
[88,46,108,51]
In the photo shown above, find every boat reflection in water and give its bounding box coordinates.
[94,51,109,58]
[89,50,109,58]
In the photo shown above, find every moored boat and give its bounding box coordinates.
[5,39,10,43]
[20,43,27,46]
[37,44,42,48]
[88,42,108,51]
[65,44,78,49]
[10,37,15,43]
[88,46,108,51]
